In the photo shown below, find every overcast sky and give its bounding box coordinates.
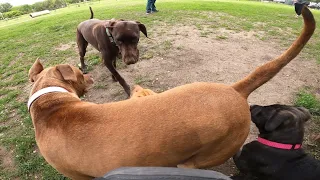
[0,0,44,6]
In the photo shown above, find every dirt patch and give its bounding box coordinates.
[55,42,76,51]
[0,146,15,172]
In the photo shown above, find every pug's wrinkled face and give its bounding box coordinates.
[250,104,311,144]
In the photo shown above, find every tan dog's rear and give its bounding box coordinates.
[28,7,315,180]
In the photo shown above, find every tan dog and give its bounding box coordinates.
[28,7,315,180]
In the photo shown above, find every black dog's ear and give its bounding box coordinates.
[264,111,293,132]
[296,107,311,122]
[136,21,147,37]
[250,105,278,128]
[250,105,276,124]
[250,105,262,125]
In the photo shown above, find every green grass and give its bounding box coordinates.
[1,0,320,179]
[134,75,150,85]
[306,115,320,160]
[294,88,320,159]
[295,89,320,116]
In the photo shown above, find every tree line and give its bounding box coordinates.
[0,0,94,19]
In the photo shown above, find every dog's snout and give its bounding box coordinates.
[120,45,139,65]
[123,57,139,65]
[84,74,94,84]
[125,60,137,65]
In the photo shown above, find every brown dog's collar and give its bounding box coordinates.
[106,28,117,46]
[27,87,69,111]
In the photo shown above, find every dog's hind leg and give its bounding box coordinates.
[77,30,89,74]
[179,136,246,169]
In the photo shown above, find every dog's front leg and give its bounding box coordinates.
[80,56,87,74]
[111,58,117,82]
[103,52,130,97]
[76,31,88,74]
[233,149,251,176]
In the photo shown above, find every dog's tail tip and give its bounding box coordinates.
[302,6,316,29]
[89,6,94,19]
[302,6,313,20]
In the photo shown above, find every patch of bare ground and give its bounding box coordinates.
[0,146,16,173]
[31,22,320,176]
[55,43,72,51]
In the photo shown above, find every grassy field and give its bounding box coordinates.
[0,0,320,179]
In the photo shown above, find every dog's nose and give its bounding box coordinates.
[124,58,138,65]
[84,74,94,84]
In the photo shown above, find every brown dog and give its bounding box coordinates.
[76,7,147,96]
[28,7,315,180]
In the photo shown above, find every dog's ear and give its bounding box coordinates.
[136,21,148,37]
[55,64,77,82]
[297,107,311,122]
[250,105,273,124]
[264,111,293,132]
[250,105,278,128]
[106,19,117,32]
[29,58,44,82]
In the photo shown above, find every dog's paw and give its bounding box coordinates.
[130,85,157,98]
[78,63,88,74]
[177,163,196,169]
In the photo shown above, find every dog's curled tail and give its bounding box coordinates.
[89,6,94,19]
[232,6,315,99]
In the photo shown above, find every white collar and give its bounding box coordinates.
[27,86,69,111]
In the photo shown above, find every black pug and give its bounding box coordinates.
[232,104,320,180]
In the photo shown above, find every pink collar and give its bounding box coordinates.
[258,137,302,150]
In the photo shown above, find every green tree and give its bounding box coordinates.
[0,3,13,13]
[32,2,45,11]
[19,4,33,13]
